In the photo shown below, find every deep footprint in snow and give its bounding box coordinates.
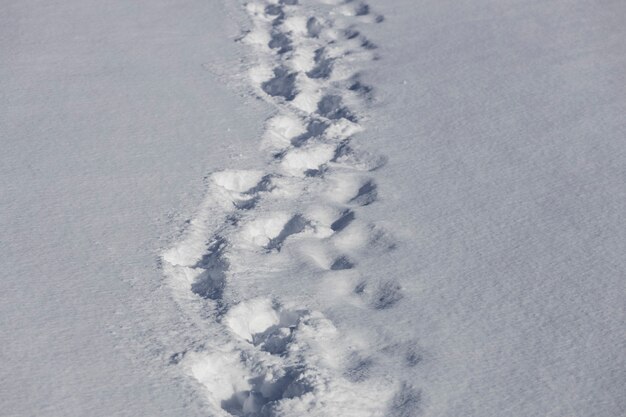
[330,255,355,270]
[350,179,378,206]
[266,214,308,251]
[306,16,323,37]
[317,94,357,122]
[262,67,298,101]
[189,347,311,417]
[306,47,334,79]
[348,74,374,99]
[290,119,328,147]
[224,298,304,354]
[190,298,353,416]
[330,209,356,232]
[269,30,292,54]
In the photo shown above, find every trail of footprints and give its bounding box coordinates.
[162,1,420,416]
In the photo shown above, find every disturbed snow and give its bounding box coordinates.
[161,1,416,416]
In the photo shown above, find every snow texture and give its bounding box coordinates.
[2,0,625,416]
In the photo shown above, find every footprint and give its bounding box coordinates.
[263,114,307,149]
[306,47,334,79]
[243,174,274,195]
[280,143,336,176]
[360,37,377,50]
[189,349,256,413]
[266,214,308,251]
[224,298,304,355]
[330,209,355,232]
[348,76,373,98]
[306,17,323,38]
[262,67,298,101]
[317,94,357,122]
[194,298,350,415]
[338,1,384,24]
[191,237,228,300]
[344,27,360,40]
[290,119,328,147]
[330,255,355,270]
[332,139,387,171]
[233,196,260,210]
[212,170,266,194]
[349,179,377,206]
[269,30,292,54]
[265,4,284,21]
[240,213,294,248]
[211,170,273,211]
[189,345,310,417]
[224,298,285,342]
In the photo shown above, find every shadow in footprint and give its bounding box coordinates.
[355,2,370,16]
[317,95,357,122]
[220,367,311,416]
[345,28,360,39]
[307,48,334,79]
[332,139,387,172]
[331,209,355,232]
[244,174,274,195]
[262,67,298,101]
[234,196,259,210]
[360,37,377,50]
[191,237,228,300]
[291,120,328,147]
[168,350,186,365]
[266,214,308,251]
[269,31,292,54]
[265,3,285,26]
[307,17,322,37]
[330,255,354,270]
[350,180,377,206]
[349,79,373,97]
[304,167,326,177]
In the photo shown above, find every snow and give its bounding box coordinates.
[2,0,625,416]
[0,0,267,415]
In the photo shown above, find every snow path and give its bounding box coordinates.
[161,1,417,416]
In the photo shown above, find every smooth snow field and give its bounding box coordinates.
[1,1,625,417]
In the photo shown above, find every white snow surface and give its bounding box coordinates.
[2,0,625,417]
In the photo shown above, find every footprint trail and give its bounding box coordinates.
[161,1,420,416]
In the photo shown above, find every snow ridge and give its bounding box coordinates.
[161,1,420,416]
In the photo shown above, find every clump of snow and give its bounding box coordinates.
[224,298,281,342]
[212,170,265,193]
